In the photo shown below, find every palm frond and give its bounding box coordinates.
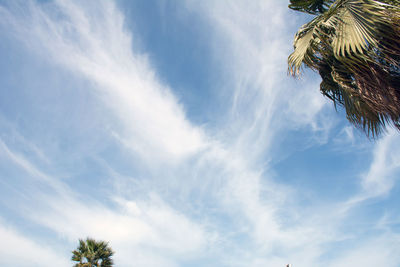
[288,0,400,137]
[289,0,335,14]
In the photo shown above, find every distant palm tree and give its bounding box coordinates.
[72,238,114,267]
[288,0,400,137]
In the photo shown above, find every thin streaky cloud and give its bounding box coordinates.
[0,221,69,267]
[1,0,208,162]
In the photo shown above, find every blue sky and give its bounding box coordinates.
[0,0,400,266]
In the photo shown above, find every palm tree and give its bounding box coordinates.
[71,238,114,267]
[288,0,400,137]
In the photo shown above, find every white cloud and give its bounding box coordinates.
[361,130,400,198]
[183,0,334,241]
[1,3,333,257]
[180,1,400,266]
[185,0,335,159]
[335,126,356,145]
[325,234,400,267]
[3,0,305,256]
[29,195,208,256]
[0,221,68,267]
[0,139,68,195]
[0,137,210,266]
[341,129,400,209]
[1,0,208,163]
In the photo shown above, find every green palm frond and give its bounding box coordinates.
[72,238,114,267]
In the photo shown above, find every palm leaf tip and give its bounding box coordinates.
[288,15,324,75]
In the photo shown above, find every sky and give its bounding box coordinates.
[0,0,400,266]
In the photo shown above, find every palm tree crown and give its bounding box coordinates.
[71,238,114,267]
[288,0,400,137]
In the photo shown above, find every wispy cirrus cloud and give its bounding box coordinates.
[0,136,210,266]
[0,1,325,265]
[1,0,208,163]
[361,130,400,198]
[0,221,68,267]
[325,233,400,267]
[341,129,400,211]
